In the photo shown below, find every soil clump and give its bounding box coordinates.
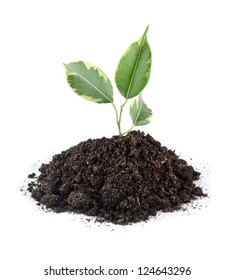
[27,131,204,224]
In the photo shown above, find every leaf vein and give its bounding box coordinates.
[126,27,149,99]
[133,98,143,126]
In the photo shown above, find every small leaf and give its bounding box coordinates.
[130,95,152,126]
[115,26,152,100]
[64,61,113,104]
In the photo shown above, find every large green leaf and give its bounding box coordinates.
[130,95,152,126]
[64,61,113,104]
[115,26,152,100]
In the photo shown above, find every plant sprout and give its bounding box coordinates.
[64,26,152,136]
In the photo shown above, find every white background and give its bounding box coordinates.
[1,0,235,279]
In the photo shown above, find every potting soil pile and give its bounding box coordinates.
[27,131,204,224]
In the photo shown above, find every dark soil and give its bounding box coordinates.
[27,131,205,225]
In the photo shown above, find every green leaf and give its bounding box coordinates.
[64,61,113,104]
[115,25,152,100]
[130,95,152,126]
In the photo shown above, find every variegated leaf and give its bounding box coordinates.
[64,61,113,104]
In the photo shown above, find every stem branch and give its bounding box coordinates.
[112,99,130,136]
[117,99,128,135]
[122,125,135,136]
[112,102,121,135]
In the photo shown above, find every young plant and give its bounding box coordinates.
[64,26,152,136]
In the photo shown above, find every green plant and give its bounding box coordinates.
[64,26,152,136]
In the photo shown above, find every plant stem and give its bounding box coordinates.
[112,102,121,135]
[112,99,129,136]
[117,100,128,135]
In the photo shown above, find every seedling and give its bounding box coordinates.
[64,26,152,136]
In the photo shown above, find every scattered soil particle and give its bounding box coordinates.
[27,131,205,225]
[28,172,36,179]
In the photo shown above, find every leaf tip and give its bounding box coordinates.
[145,25,150,35]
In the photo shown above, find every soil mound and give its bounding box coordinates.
[27,131,204,224]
